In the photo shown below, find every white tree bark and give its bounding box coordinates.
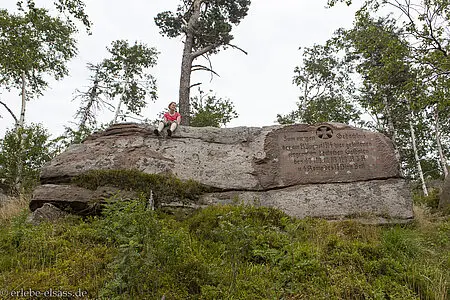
[15,71,27,194]
[435,106,449,178]
[111,98,122,125]
[79,72,99,130]
[409,109,428,196]
[383,96,403,176]
[18,71,26,129]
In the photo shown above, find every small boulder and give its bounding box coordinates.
[27,203,68,225]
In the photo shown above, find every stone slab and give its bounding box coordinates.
[200,178,413,222]
[39,123,401,191]
[30,184,138,214]
[254,123,400,188]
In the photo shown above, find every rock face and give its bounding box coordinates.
[32,122,413,223]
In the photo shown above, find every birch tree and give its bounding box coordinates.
[0,6,77,127]
[0,5,80,192]
[71,40,158,128]
[155,0,251,125]
[340,12,434,190]
[277,43,362,125]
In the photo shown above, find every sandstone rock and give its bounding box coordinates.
[32,122,413,223]
[31,184,138,214]
[439,175,450,209]
[201,178,413,223]
[27,203,67,225]
[40,123,400,189]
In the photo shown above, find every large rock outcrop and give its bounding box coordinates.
[32,122,413,223]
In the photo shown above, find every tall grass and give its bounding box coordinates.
[0,198,448,299]
[0,195,28,223]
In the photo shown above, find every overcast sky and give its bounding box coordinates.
[0,0,360,138]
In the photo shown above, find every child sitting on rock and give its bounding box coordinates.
[154,101,181,137]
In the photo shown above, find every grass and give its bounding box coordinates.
[0,197,448,299]
[0,195,28,223]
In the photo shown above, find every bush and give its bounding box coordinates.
[413,188,441,209]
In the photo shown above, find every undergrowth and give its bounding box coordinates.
[72,169,212,206]
[0,198,448,299]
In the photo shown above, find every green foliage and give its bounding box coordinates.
[190,88,238,127]
[155,0,251,55]
[18,0,91,33]
[413,188,441,210]
[326,0,450,181]
[0,5,77,97]
[0,211,114,297]
[0,124,56,195]
[0,202,449,299]
[72,40,159,125]
[72,169,210,206]
[103,40,158,119]
[278,43,362,126]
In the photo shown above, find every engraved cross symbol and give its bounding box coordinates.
[316,126,333,139]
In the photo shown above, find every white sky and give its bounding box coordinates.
[0,0,360,138]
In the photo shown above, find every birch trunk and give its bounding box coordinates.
[111,64,129,125]
[15,71,27,194]
[409,109,428,196]
[79,73,99,130]
[179,0,202,126]
[435,107,449,178]
[18,72,26,129]
[383,96,403,176]
[111,98,122,124]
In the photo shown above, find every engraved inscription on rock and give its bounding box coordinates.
[273,124,399,185]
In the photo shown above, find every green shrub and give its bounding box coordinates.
[0,211,114,297]
[1,199,449,299]
[413,188,441,209]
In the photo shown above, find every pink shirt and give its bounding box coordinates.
[164,111,181,122]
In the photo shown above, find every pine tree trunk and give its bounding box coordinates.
[435,107,449,178]
[178,0,203,126]
[409,109,428,196]
[179,39,194,125]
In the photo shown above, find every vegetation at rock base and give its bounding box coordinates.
[0,197,448,299]
[72,169,212,206]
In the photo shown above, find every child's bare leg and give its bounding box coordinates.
[158,121,165,132]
